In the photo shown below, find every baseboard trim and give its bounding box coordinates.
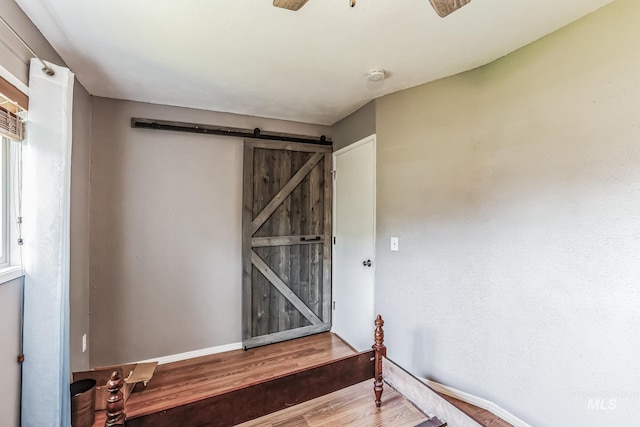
[134,342,243,365]
[424,380,532,427]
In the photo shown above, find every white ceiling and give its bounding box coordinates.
[16,0,615,125]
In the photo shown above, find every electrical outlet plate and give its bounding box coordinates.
[82,334,87,352]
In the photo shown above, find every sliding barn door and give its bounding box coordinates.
[242,139,332,348]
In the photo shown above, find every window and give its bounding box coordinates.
[0,85,26,273]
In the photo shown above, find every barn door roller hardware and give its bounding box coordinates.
[131,118,331,146]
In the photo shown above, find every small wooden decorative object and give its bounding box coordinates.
[105,371,126,427]
[373,314,386,407]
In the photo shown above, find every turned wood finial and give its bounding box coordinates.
[105,371,126,427]
[373,315,385,351]
[373,314,387,408]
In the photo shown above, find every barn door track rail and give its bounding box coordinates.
[132,118,331,146]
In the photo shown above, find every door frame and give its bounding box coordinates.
[331,134,376,343]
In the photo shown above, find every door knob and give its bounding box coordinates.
[363,259,372,267]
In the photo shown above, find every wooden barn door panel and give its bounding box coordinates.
[242,140,332,348]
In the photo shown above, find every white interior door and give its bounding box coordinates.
[332,135,375,351]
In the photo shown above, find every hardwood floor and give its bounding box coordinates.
[92,332,356,426]
[236,380,429,427]
[439,395,514,427]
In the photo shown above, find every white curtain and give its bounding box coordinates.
[21,58,74,427]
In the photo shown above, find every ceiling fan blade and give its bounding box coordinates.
[273,0,309,11]
[428,0,471,17]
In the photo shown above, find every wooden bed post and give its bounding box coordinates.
[373,314,386,408]
[105,371,126,427]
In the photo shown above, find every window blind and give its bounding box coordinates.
[0,75,28,142]
[0,92,26,141]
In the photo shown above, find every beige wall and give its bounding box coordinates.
[0,0,92,372]
[90,97,330,365]
[331,101,376,151]
[374,0,640,425]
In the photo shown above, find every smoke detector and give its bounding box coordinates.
[366,68,386,82]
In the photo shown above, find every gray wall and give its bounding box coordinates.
[0,0,92,371]
[89,97,330,366]
[374,0,640,425]
[331,101,376,151]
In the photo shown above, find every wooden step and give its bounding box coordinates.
[92,333,367,426]
[124,351,374,426]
